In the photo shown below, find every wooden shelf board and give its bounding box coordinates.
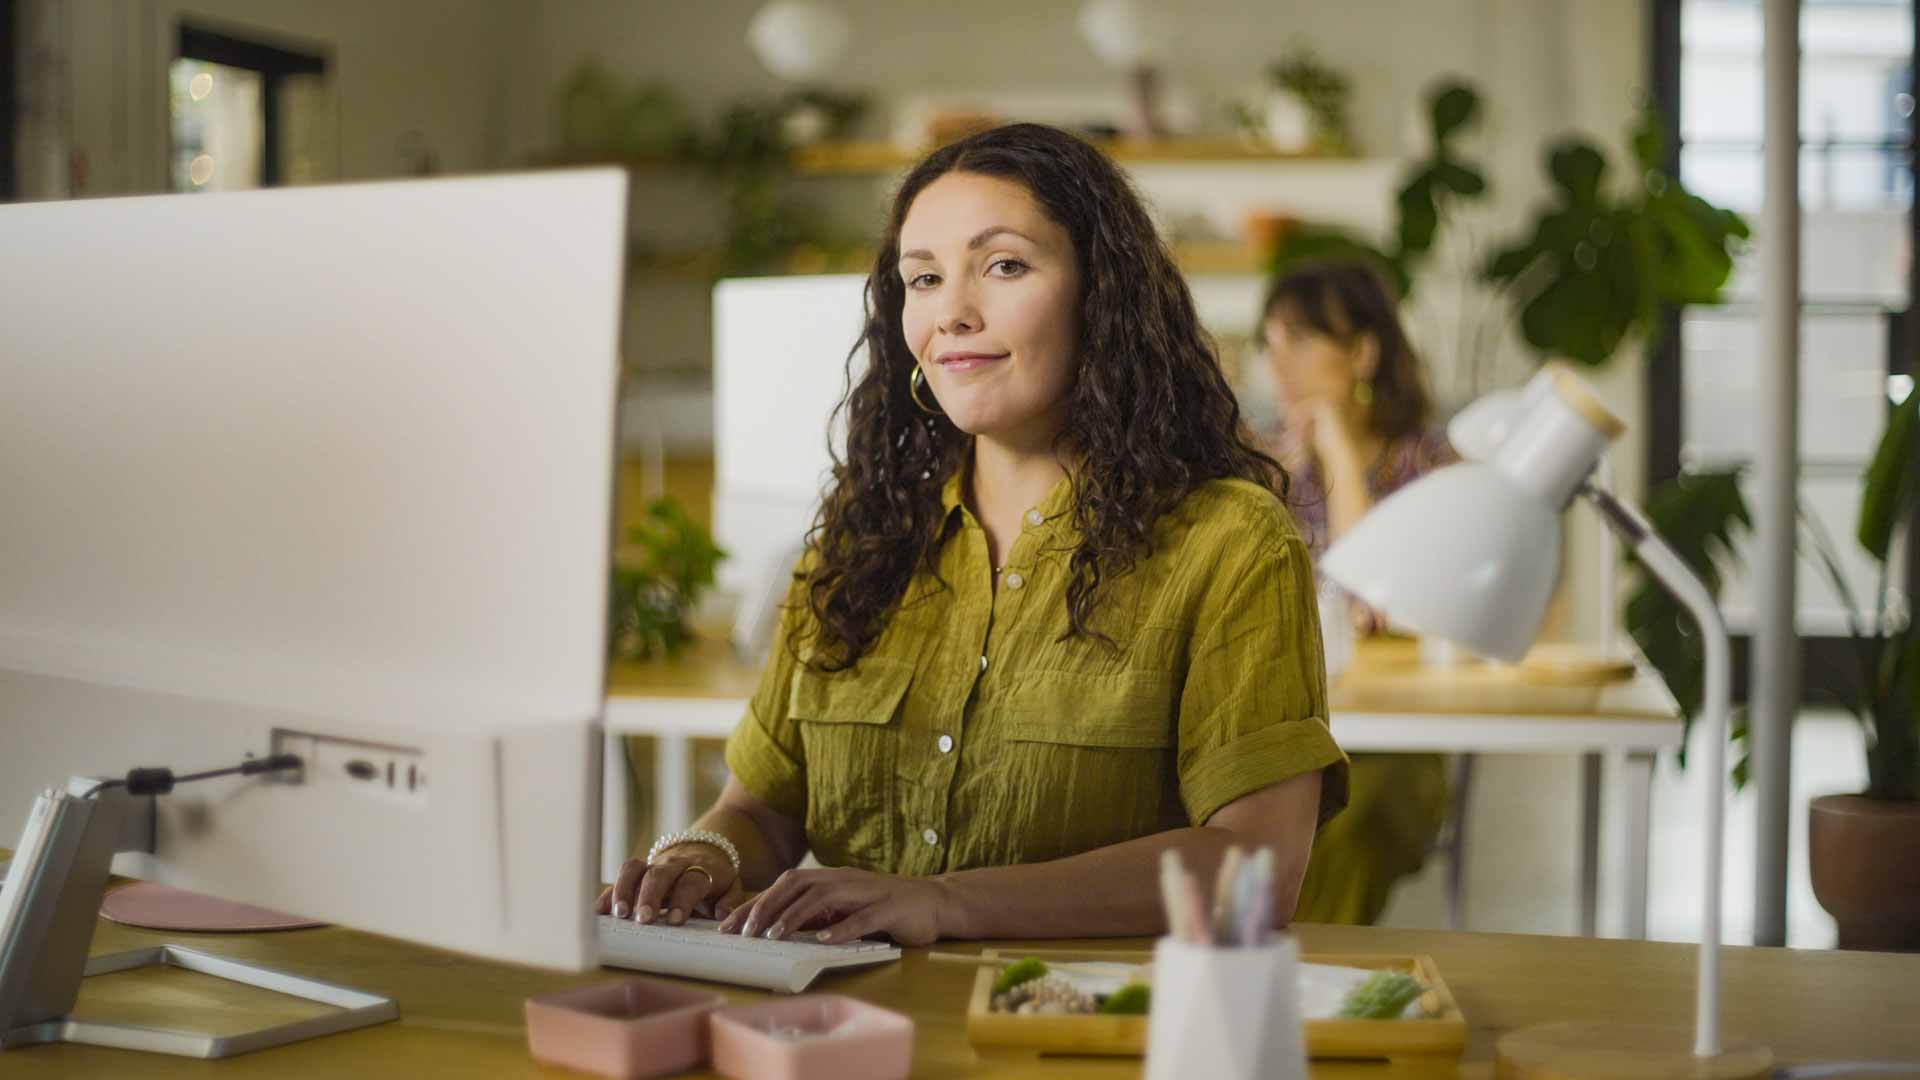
[790,138,1361,175]
[542,139,1364,179]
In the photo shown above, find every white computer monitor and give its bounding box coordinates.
[711,274,868,655]
[0,169,627,973]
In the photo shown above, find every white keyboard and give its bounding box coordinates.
[596,916,900,993]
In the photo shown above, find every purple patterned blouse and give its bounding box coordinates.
[1258,425,1459,561]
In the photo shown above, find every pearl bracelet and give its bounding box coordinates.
[646,829,741,874]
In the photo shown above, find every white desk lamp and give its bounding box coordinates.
[1321,364,1772,1079]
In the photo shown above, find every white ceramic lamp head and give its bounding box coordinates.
[1445,365,1556,462]
[1322,364,1624,662]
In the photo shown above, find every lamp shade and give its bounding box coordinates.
[1321,363,1625,663]
[1319,463,1561,662]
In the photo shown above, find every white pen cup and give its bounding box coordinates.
[1144,935,1307,1080]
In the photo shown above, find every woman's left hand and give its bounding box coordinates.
[1309,398,1367,473]
[715,867,950,947]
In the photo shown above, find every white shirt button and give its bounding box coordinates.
[922,828,940,846]
[979,655,988,673]
[1026,509,1044,526]
[1004,571,1025,590]
[938,734,955,754]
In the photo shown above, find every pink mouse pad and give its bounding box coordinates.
[99,882,326,933]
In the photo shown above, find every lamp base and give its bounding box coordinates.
[1496,1023,1772,1080]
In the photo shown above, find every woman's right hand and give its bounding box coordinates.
[595,843,746,925]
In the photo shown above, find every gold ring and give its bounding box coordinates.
[682,865,714,885]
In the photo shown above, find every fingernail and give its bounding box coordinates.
[637,906,655,923]
[765,923,785,940]
[613,901,630,919]
[668,909,685,925]
[816,930,833,943]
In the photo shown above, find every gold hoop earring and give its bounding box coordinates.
[909,366,943,416]
[1352,379,1374,409]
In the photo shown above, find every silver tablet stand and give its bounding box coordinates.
[0,779,397,1058]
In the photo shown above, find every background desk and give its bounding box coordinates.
[6,899,1915,1078]
[604,638,1683,940]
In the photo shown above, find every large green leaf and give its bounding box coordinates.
[1496,204,1650,366]
[1396,176,1442,257]
[1642,187,1750,304]
[1484,124,1742,367]
[1429,82,1481,141]
[1435,161,1487,197]
[1548,141,1608,207]
[1624,470,1753,775]
[1858,388,1918,561]
[1629,105,1666,176]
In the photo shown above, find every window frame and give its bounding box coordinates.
[2,0,16,200]
[1645,0,1920,705]
[175,22,328,188]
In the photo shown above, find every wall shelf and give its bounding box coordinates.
[629,240,1269,280]
[546,138,1362,178]
[787,138,1357,176]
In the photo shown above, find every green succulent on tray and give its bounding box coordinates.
[991,957,1049,996]
[1098,983,1151,1015]
[1337,970,1425,1020]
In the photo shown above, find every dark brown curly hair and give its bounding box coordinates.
[1259,261,1434,442]
[794,123,1286,671]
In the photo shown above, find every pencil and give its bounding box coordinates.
[1212,845,1244,944]
[1178,867,1209,945]
[1159,849,1187,942]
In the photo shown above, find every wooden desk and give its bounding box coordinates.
[7,908,1916,1077]
[604,638,1682,940]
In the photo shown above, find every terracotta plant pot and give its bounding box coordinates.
[1808,794,1920,951]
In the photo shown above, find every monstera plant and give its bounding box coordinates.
[1268,82,1748,379]
[1482,110,1750,366]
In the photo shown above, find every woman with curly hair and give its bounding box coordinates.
[1256,261,1457,926]
[598,123,1348,946]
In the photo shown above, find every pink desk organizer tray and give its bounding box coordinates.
[524,977,724,1079]
[709,994,914,1080]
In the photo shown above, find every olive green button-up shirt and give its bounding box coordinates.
[724,471,1348,876]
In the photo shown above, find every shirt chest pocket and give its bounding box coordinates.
[788,658,913,869]
[1004,670,1176,749]
[999,669,1180,851]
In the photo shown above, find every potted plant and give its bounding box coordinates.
[1633,383,1920,951]
[1801,389,1920,950]
[608,497,727,662]
[1265,45,1354,155]
[1267,80,1487,302]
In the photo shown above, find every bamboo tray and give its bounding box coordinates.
[964,947,1467,1066]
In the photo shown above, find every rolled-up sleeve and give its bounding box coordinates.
[723,575,811,822]
[1176,534,1349,828]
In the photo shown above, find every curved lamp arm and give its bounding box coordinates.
[1583,482,1730,1059]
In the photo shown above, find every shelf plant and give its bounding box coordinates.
[608,497,727,662]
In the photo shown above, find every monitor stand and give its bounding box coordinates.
[0,780,397,1058]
